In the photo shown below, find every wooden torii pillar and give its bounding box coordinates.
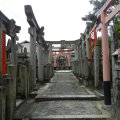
[101,11,111,106]
[96,0,120,107]
[1,32,6,75]
[89,0,120,107]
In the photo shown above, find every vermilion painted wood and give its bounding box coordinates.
[2,32,6,75]
[101,11,110,81]
[94,27,97,47]
[96,0,114,18]
[89,34,93,63]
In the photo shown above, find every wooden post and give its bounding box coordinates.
[89,35,93,63]
[2,32,6,75]
[0,22,2,74]
[101,11,111,106]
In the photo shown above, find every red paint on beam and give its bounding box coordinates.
[2,32,6,75]
[89,24,97,35]
[96,0,114,18]
[89,34,93,63]
[105,4,120,23]
[94,27,97,46]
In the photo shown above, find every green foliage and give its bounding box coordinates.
[82,0,119,29]
[82,13,96,21]
[89,0,107,12]
[113,20,120,40]
[82,0,106,33]
[82,0,107,21]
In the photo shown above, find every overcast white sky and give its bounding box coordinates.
[0,0,93,42]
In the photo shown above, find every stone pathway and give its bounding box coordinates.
[14,70,112,120]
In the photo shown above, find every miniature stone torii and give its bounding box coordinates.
[24,5,49,85]
[0,10,21,120]
[46,40,80,69]
[0,11,21,75]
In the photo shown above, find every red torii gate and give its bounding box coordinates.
[89,0,120,107]
[52,49,72,69]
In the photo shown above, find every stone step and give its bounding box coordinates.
[31,115,110,120]
[14,100,112,120]
[29,91,38,98]
[35,94,103,102]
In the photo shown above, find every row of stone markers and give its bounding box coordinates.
[72,1,120,119]
[24,5,54,85]
[72,34,100,87]
[15,5,54,99]
[0,5,54,120]
[0,10,21,120]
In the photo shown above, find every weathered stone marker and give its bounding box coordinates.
[29,26,36,87]
[7,64,16,111]
[37,44,44,82]
[19,65,28,99]
[0,8,20,120]
[94,45,100,89]
[0,86,6,120]
[4,74,14,120]
[25,5,49,84]
[24,59,30,95]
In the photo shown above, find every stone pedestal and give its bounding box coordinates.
[0,23,3,72]
[19,65,28,99]
[7,64,16,111]
[0,86,6,120]
[4,75,14,120]
[114,79,120,119]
